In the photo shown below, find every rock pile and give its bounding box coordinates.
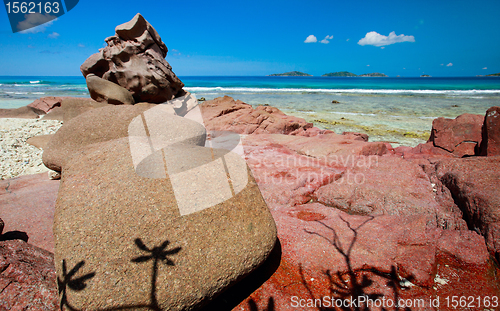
[80,13,185,104]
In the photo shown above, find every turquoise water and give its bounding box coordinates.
[1,76,500,146]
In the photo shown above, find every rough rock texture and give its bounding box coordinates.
[0,218,3,234]
[42,104,156,171]
[435,156,500,259]
[229,136,500,311]
[395,141,456,160]
[85,74,135,105]
[60,97,108,121]
[0,172,59,252]
[0,240,58,310]
[0,106,44,119]
[200,96,317,135]
[428,113,483,157]
[80,13,184,103]
[54,138,277,310]
[28,96,69,113]
[479,106,500,156]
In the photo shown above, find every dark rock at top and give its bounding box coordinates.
[80,13,184,103]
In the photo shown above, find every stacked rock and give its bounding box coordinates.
[43,14,277,311]
[80,13,185,104]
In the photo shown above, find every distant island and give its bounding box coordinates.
[486,73,500,76]
[420,74,431,77]
[268,71,312,76]
[322,71,357,77]
[359,72,388,77]
[321,71,388,77]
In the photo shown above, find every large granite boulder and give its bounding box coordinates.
[42,104,157,171]
[54,137,277,310]
[479,106,500,156]
[0,240,58,310]
[80,13,184,103]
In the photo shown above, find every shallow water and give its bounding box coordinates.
[1,76,499,147]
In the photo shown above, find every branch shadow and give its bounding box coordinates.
[301,215,414,311]
[0,230,29,242]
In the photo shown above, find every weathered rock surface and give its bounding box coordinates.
[80,13,184,103]
[28,96,69,113]
[54,138,277,310]
[435,156,500,259]
[200,96,317,135]
[428,113,483,157]
[42,104,156,171]
[60,97,108,121]
[0,240,58,310]
[86,74,135,105]
[479,106,500,156]
[0,106,44,119]
[0,172,59,252]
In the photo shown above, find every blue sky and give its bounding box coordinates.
[1,0,499,76]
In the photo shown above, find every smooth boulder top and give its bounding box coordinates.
[85,74,135,105]
[54,137,277,310]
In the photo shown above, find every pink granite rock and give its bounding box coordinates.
[435,156,500,259]
[428,113,483,156]
[28,96,69,113]
[0,240,58,310]
[200,96,315,135]
[80,13,184,103]
[479,106,500,156]
[0,173,59,252]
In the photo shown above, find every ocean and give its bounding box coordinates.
[1,76,499,147]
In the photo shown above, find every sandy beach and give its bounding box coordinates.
[0,118,62,180]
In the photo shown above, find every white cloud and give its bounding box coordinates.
[78,43,85,48]
[304,35,317,43]
[358,31,415,47]
[48,32,59,39]
[483,67,488,70]
[18,13,56,33]
[446,63,453,67]
[320,35,333,44]
[367,64,370,67]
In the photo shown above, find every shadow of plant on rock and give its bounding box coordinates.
[131,238,182,310]
[57,237,182,311]
[302,215,414,311]
[248,297,275,311]
[58,260,96,311]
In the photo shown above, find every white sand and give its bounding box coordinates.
[0,118,63,180]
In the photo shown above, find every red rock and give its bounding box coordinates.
[342,131,369,142]
[0,240,58,310]
[479,106,500,156]
[232,203,498,311]
[428,113,483,156]
[395,141,456,159]
[435,156,500,259]
[0,173,59,252]
[28,96,69,113]
[200,96,314,135]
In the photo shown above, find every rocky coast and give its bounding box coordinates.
[1,13,500,311]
